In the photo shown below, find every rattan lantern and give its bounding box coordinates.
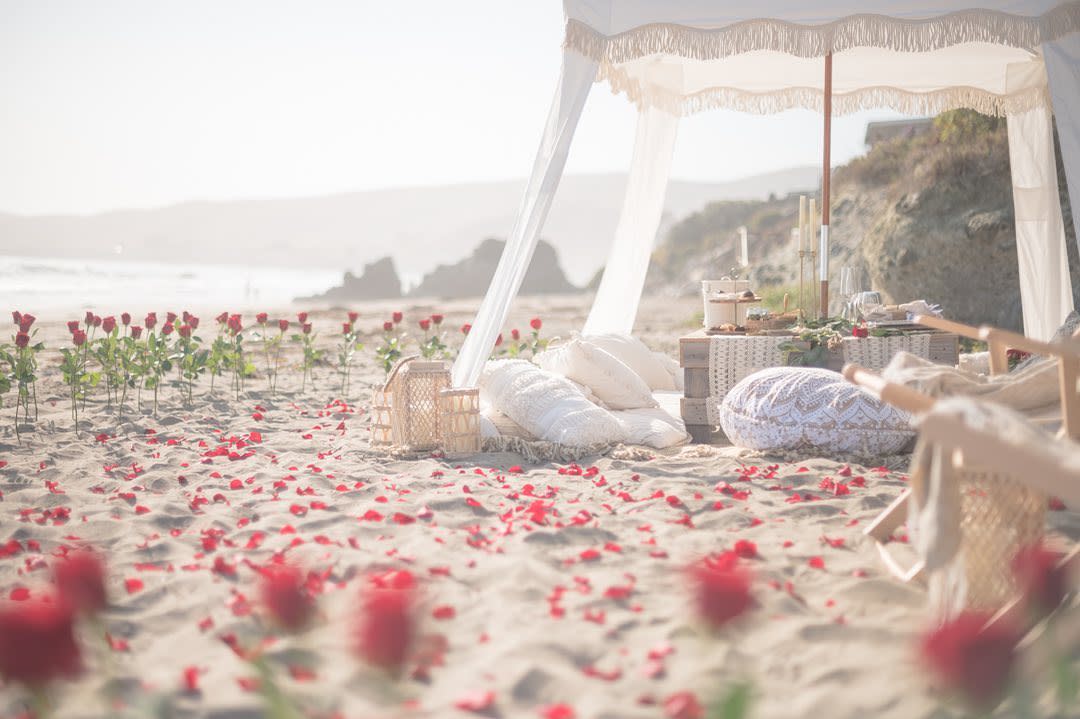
[370,356,451,451]
[438,387,481,457]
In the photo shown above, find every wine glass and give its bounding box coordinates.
[839,266,856,320]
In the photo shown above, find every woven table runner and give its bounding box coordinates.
[841,334,932,372]
[706,335,788,424]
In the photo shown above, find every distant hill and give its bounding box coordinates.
[0,169,818,288]
[648,111,1078,331]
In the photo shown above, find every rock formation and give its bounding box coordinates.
[407,238,579,298]
[300,256,402,302]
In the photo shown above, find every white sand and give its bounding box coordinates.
[0,296,1074,718]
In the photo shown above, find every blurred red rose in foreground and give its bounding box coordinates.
[18,314,35,333]
[260,564,315,633]
[688,553,752,630]
[0,597,82,687]
[530,317,542,330]
[297,311,309,324]
[921,611,1018,712]
[67,320,80,334]
[392,312,403,324]
[419,318,431,331]
[302,323,313,335]
[256,312,268,325]
[1012,544,1068,620]
[355,571,417,675]
[461,323,471,335]
[121,312,131,326]
[431,314,444,325]
[178,324,192,339]
[54,550,107,616]
[383,321,394,332]
[145,313,157,330]
[348,311,359,323]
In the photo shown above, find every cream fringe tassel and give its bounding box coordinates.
[564,4,1080,63]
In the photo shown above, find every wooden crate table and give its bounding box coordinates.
[678,329,959,443]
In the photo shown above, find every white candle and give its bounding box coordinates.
[808,198,816,252]
[798,196,807,251]
[738,226,749,267]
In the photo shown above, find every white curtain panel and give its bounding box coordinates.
[1007,98,1076,340]
[583,106,679,335]
[1044,32,1080,256]
[452,50,598,388]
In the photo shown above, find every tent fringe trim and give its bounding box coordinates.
[565,4,1080,62]
[600,69,1051,117]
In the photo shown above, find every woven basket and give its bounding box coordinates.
[931,466,1046,618]
[438,388,481,457]
[370,356,451,452]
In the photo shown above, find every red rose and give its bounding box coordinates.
[121,312,131,326]
[302,323,312,335]
[511,328,520,341]
[383,321,394,332]
[18,314,35,333]
[130,326,143,340]
[91,315,102,327]
[101,316,116,334]
[430,314,443,325]
[189,316,200,330]
[54,550,107,616]
[256,312,268,325]
[72,330,87,347]
[419,318,431,331]
[1012,544,1068,619]
[145,313,157,330]
[0,597,82,687]
[392,312,403,324]
[260,564,315,633]
[15,332,29,349]
[461,323,471,335]
[165,312,177,325]
[11,311,21,325]
[278,319,289,333]
[178,324,192,339]
[495,333,503,346]
[67,320,80,334]
[84,311,94,326]
[216,311,228,325]
[530,317,542,331]
[688,553,752,630]
[297,311,309,324]
[355,572,416,675]
[182,311,191,323]
[921,611,1018,711]
[348,311,359,323]
[227,315,242,334]
[161,322,174,336]
[342,322,352,334]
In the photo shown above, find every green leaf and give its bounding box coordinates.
[1056,657,1078,708]
[710,682,752,719]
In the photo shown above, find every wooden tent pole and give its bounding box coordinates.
[820,52,832,319]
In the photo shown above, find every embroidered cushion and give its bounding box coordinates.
[480,360,626,447]
[719,367,915,456]
[535,338,657,410]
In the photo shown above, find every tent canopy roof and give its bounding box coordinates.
[563,0,1080,115]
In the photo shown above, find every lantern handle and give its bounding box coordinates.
[383,354,421,392]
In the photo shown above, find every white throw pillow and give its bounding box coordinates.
[583,333,678,391]
[719,367,915,456]
[535,338,657,410]
[613,407,690,449]
[480,360,627,447]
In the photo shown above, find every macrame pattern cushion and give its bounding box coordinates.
[719,367,916,457]
[705,335,788,424]
[479,359,627,447]
[841,334,932,372]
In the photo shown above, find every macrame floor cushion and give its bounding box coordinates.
[480,360,627,447]
[719,367,915,456]
[535,337,657,410]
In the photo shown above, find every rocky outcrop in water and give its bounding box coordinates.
[300,257,402,302]
[407,238,579,298]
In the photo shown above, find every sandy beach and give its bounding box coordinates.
[1,296,1074,719]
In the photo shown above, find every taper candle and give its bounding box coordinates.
[798,196,807,251]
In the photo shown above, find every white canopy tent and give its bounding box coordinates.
[453,0,1080,389]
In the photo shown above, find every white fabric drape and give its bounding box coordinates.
[1044,32,1080,256]
[1007,98,1075,340]
[452,50,598,388]
[583,107,679,335]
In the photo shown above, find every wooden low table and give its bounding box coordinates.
[678,328,960,443]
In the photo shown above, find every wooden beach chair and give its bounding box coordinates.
[843,363,1080,626]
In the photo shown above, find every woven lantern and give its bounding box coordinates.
[438,387,481,457]
[371,357,451,451]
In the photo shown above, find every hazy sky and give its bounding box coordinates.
[1,0,906,216]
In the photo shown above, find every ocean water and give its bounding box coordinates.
[0,255,342,315]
